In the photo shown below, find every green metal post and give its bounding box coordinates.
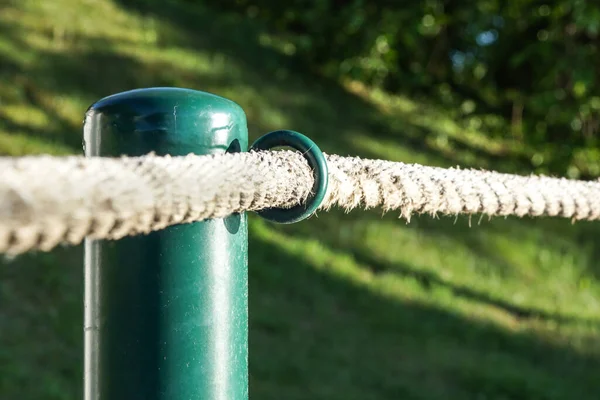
[83,88,248,400]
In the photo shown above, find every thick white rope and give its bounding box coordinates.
[1,150,599,255]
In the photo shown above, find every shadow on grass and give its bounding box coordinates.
[248,225,600,400]
[349,247,600,327]
[1,231,599,400]
[0,247,83,400]
[272,208,600,326]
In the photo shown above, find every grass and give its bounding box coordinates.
[1,0,600,399]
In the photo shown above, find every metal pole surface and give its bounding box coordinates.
[83,88,248,400]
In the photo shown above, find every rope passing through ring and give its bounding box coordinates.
[3,147,600,255]
[250,130,328,224]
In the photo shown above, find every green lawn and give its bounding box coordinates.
[1,1,600,399]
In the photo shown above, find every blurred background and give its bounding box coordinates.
[1,0,600,399]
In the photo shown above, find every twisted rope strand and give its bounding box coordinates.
[1,151,599,255]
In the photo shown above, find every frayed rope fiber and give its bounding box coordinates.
[1,150,600,255]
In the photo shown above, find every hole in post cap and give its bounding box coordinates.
[226,139,241,153]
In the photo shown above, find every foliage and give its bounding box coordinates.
[207,0,600,178]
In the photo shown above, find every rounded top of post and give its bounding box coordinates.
[89,87,244,115]
[84,87,248,156]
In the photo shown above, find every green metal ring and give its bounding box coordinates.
[250,130,328,224]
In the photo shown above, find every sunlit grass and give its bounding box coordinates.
[0,131,72,155]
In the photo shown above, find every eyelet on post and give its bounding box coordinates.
[250,130,328,224]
